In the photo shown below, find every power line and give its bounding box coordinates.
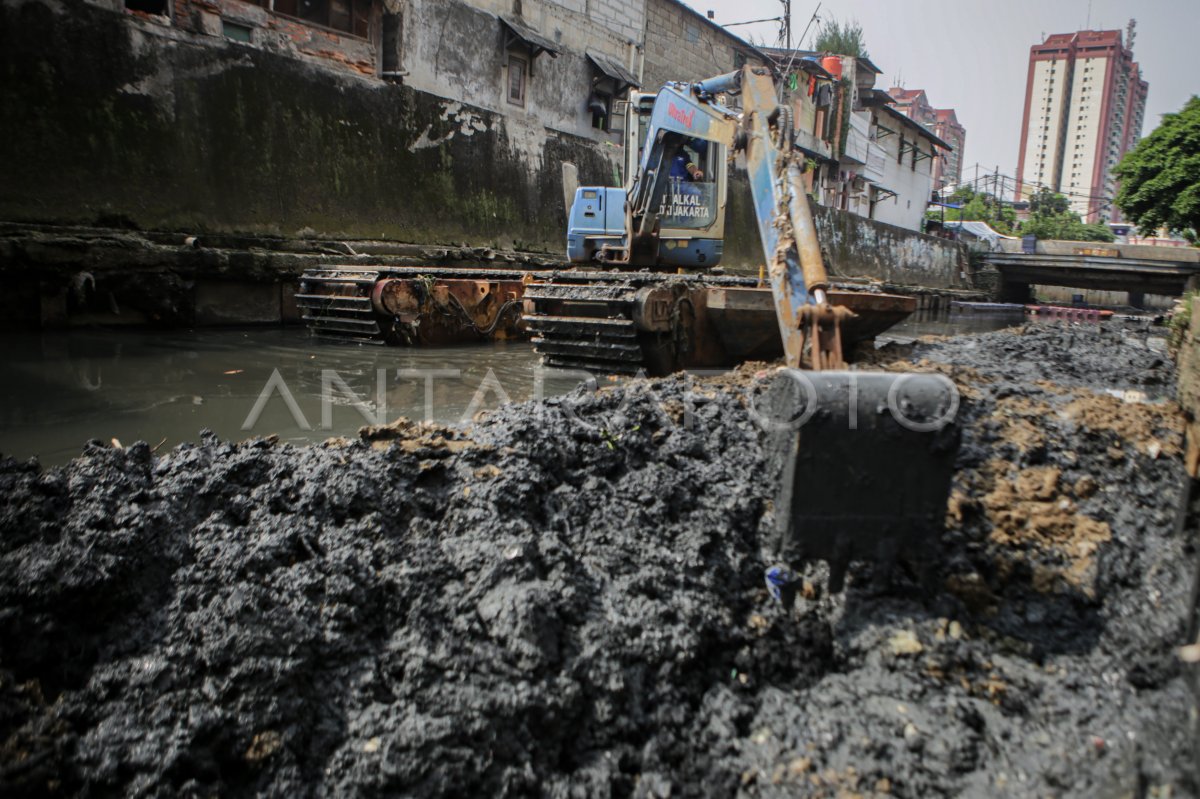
[957,162,1115,205]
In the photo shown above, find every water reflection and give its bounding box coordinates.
[0,308,1059,466]
[880,306,1026,342]
[0,328,586,466]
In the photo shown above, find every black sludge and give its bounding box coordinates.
[0,321,1195,797]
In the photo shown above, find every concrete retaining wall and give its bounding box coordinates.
[995,238,1200,263]
[1033,286,1176,310]
[0,0,615,252]
[811,204,967,289]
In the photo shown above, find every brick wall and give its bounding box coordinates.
[163,0,379,76]
[642,0,764,90]
[462,0,642,54]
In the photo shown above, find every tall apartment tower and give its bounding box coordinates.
[1015,23,1149,223]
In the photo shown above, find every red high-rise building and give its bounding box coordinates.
[1015,23,1148,223]
[888,88,966,190]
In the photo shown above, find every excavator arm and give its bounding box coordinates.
[728,65,852,370]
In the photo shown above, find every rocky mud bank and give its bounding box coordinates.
[0,322,1196,797]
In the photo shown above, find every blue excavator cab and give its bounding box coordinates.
[565,186,625,262]
[567,85,731,268]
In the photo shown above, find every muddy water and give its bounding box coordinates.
[0,310,1024,466]
[880,306,1027,340]
[0,329,588,466]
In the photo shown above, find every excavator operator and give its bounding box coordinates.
[669,137,708,183]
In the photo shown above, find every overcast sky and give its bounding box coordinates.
[681,0,1197,195]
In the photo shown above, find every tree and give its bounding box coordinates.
[1028,188,1070,217]
[1020,214,1115,243]
[1114,96,1200,242]
[815,18,868,59]
[1018,190,1115,242]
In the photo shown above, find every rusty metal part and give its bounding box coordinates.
[632,285,676,332]
[786,162,830,297]
[371,278,422,317]
[797,303,853,370]
[301,267,529,346]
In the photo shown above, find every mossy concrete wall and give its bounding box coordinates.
[0,0,615,251]
[811,204,968,289]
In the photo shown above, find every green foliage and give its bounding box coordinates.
[1018,189,1116,242]
[1028,188,1070,217]
[1114,95,1200,242]
[930,186,1016,234]
[1020,214,1116,243]
[815,18,869,59]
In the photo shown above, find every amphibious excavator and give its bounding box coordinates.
[296,66,914,375]
[298,66,959,590]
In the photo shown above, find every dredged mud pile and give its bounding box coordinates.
[0,322,1195,796]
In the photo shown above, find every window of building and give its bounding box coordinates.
[223,19,253,41]
[272,0,371,38]
[507,54,527,106]
[585,53,635,134]
[589,90,612,130]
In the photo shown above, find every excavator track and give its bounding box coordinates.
[521,277,646,374]
[298,266,915,376]
[296,267,385,345]
[520,271,766,375]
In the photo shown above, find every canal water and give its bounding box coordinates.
[1,309,1025,466]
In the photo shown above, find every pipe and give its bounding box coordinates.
[786,162,829,296]
[694,71,741,98]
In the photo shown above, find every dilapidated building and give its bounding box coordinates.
[1,0,954,263]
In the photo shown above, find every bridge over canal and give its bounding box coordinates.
[984,240,1200,307]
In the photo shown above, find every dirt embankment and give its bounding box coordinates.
[0,322,1195,797]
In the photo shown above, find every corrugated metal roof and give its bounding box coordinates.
[499,16,560,59]
[587,52,638,91]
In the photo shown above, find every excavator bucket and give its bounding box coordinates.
[727,65,962,593]
[762,370,962,593]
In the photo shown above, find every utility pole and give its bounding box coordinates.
[782,0,792,50]
[993,166,1000,225]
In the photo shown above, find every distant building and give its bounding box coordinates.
[1015,23,1149,223]
[931,109,966,189]
[887,88,966,190]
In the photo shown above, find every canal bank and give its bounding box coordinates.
[0,220,981,332]
[0,320,1195,795]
